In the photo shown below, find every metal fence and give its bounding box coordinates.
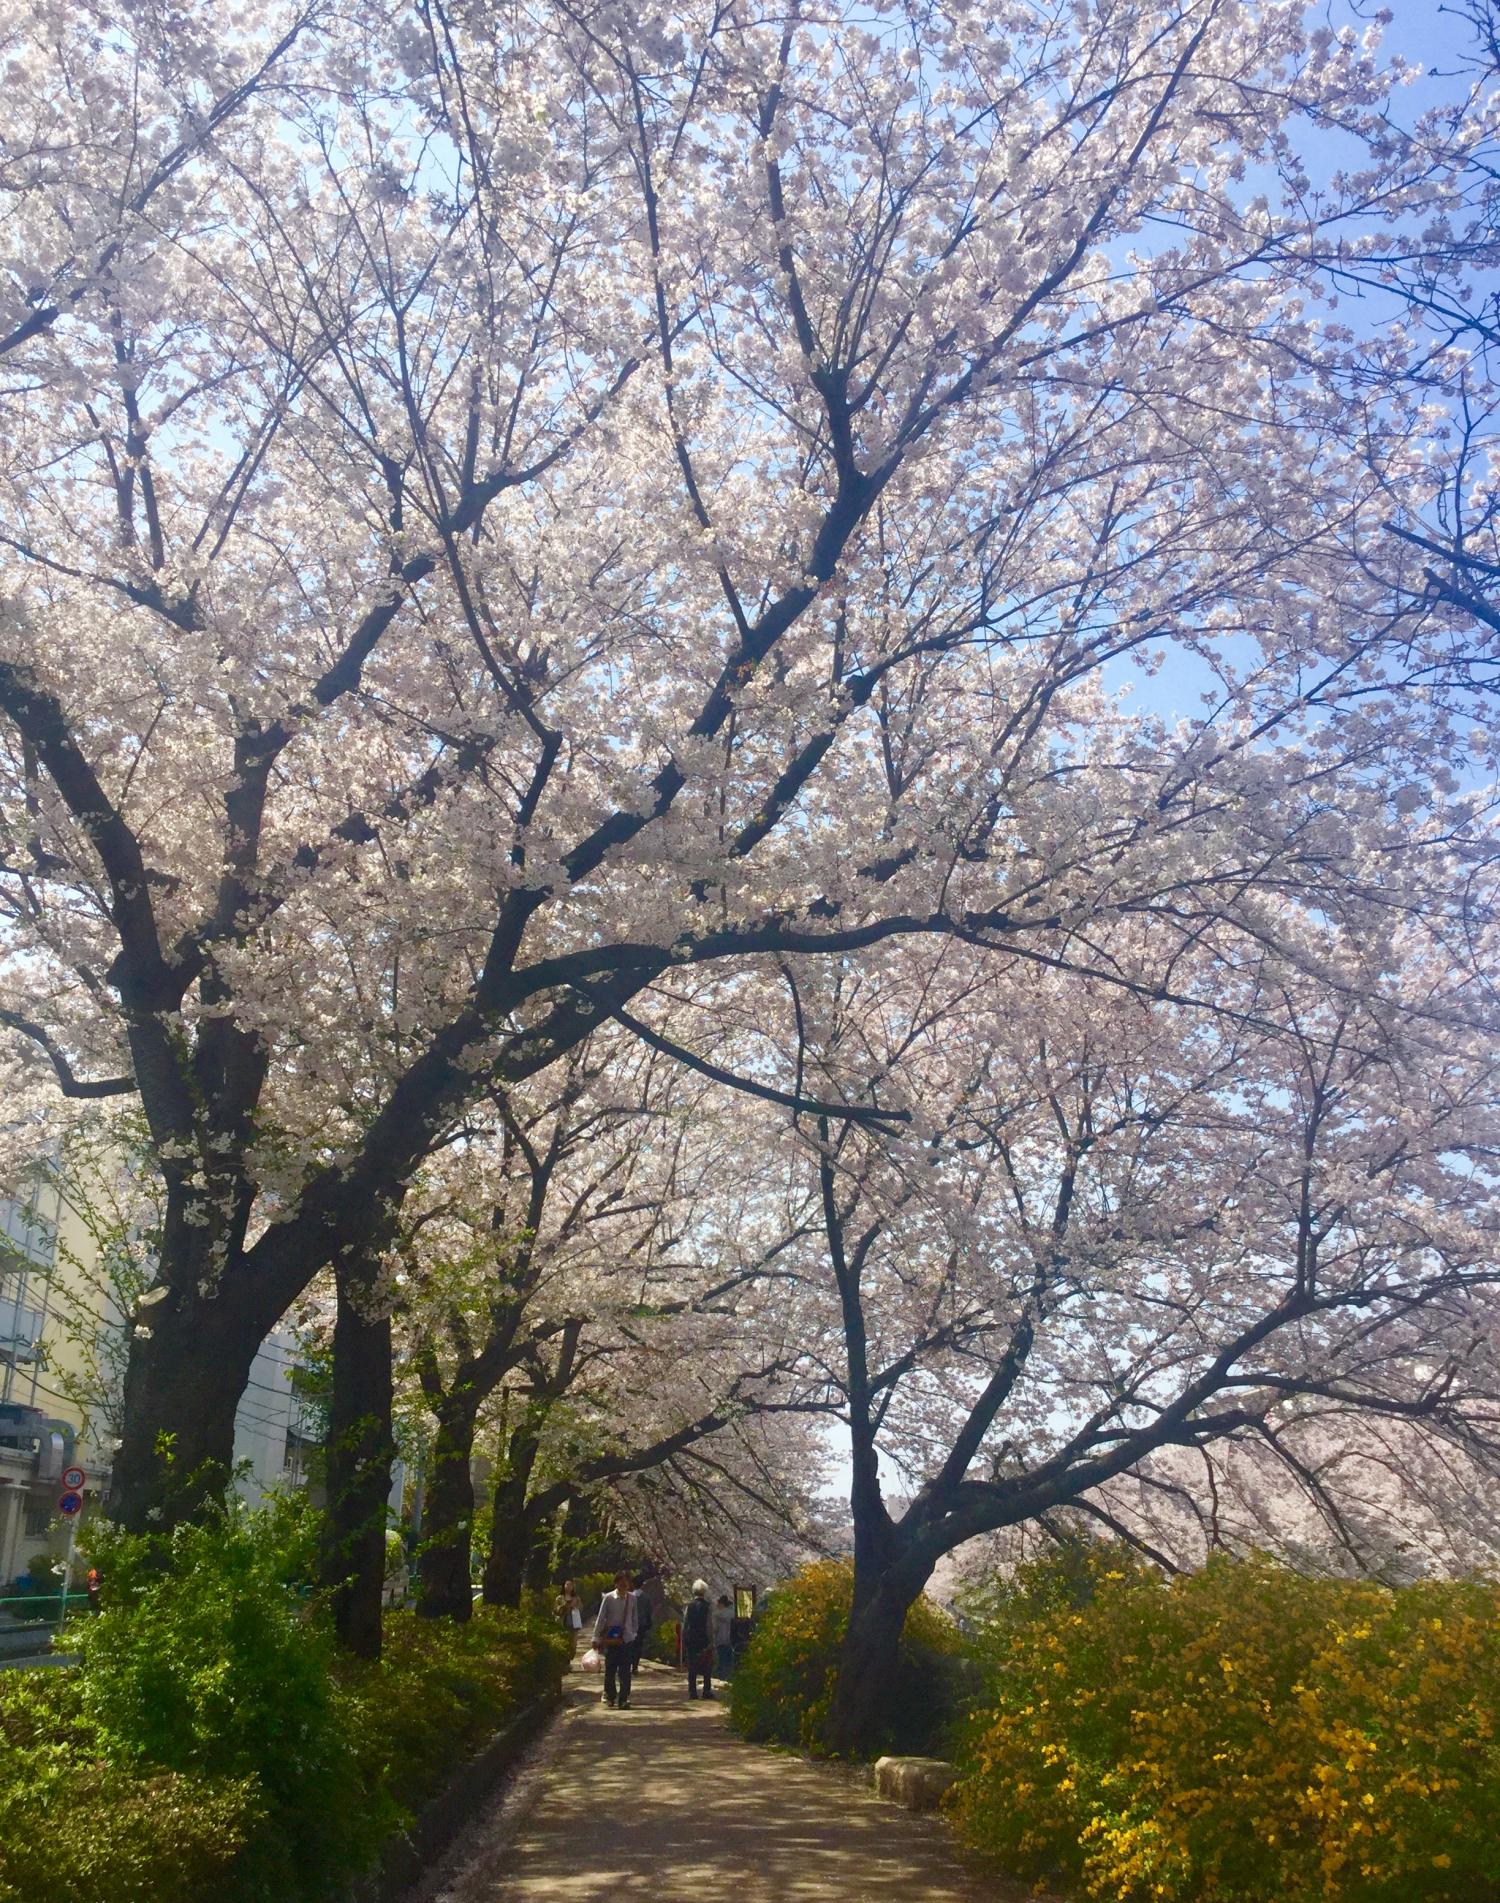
[0,1589,92,1639]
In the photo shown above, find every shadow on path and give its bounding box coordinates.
[421,1658,1023,1903]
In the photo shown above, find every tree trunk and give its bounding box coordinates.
[321,1268,395,1658]
[557,1489,595,1573]
[524,1514,556,1592]
[416,1397,478,1620]
[480,1426,544,1608]
[108,1290,262,1533]
[107,1185,334,1534]
[481,1505,535,1608]
[823,1550,934,1758]
[824,1440,934,1757]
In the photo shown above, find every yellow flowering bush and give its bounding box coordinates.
[728,1559,964,1757]
[948,1549,1500,1903]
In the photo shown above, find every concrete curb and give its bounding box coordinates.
[341,1690,563,1903]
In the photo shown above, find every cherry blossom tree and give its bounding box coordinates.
[1073,1406,1500,1583]
[604,1406,835,1593]
[742,935,1499,1752]
[471,1305,829,1605]
[398,1036,815,1618]
[362,1021,825,1621]
[1312,0,1500,681]
[0,0,1493,1538]
[0,0,322,360]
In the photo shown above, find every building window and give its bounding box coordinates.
[23,1499,53,1538]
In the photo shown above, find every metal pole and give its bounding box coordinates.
[58,1511,78,1635]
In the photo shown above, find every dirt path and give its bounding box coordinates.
[413,1658,1018,1903]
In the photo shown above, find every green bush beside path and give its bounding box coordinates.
[0,1499,568,1903]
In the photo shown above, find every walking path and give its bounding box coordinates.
[416,1658,1023,1903]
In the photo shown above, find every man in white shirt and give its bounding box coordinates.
[592,1569,639,1709]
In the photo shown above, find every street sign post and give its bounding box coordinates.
[56,1493,86,1636]
[61,1465,86,1492]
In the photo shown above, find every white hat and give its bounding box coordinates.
[692,1578,709,1596]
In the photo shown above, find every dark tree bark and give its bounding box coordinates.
[480,1406,548,1607]
[823,1548,936,1758]
[557,1489,600,1571]
[524,1515,556,1592]
[415,1392,479,1621]
[480,1501,542,1608]
[111,1286,263,1531]
[321,1265,395,1659]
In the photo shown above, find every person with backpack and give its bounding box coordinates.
[682,1578,714,1699]
[592,1568,639,1709]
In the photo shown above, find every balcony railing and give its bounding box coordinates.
[0,1201,56,1265]
[0,1294,44,1362]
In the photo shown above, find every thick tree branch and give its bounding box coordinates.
[0,1009,136,1098]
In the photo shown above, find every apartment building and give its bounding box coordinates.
[0,1177,80,1586]
[0,1166,320,1586]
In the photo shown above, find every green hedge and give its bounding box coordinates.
[644,1608,683,1664]
[362,1601,571,1807]
[948,1547,1500,1903]
[0,1670,263,1903]
[0,1500,570,1903]
[727,1558,964,1758]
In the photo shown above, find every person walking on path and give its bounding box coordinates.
[556,1580,582,1644]
[593,1569,639,1709]
[712,1592,734,1680]
[682,1578,714,1700]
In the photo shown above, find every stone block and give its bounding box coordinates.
[873,1755,959,1812]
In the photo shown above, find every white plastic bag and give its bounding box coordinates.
[580,1646,602,1672]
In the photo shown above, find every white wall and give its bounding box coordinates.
[231,1327,303,1506]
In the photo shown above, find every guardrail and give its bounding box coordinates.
[0,1589,92,1636]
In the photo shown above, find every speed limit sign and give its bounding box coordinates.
[61,1465,86,1492]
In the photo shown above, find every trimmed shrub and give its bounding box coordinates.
[948,1547,1500,1903]
[1,1499,570,1903]
[358,1605,570,1813]
[0,1670,261,1903]
[728,1558,963,1758]
[74,1496,371,1900]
